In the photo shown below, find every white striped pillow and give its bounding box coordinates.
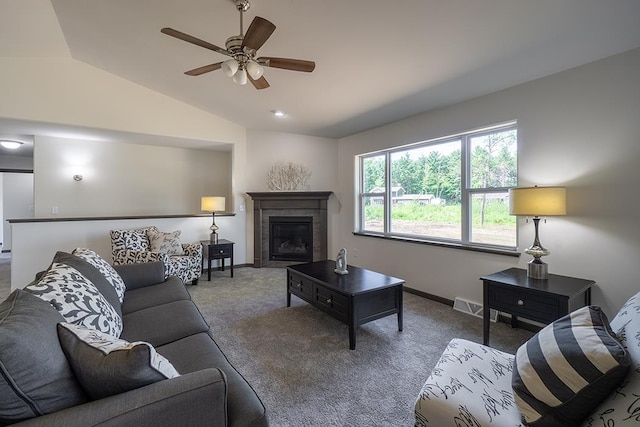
[512,306,630,426]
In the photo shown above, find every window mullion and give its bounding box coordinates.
[384,152,391,234]
[461,136,470,244]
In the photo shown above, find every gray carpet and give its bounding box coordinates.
[188,267,533,427]
[0,258,533,426]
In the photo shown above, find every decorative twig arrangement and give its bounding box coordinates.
[267,161,311,191]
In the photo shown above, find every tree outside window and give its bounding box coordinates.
[358,123,517,250]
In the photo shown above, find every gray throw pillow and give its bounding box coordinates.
[57,322,180,400]
[512,305,630,426]
[0,290,88,424]
[71,248,127,304]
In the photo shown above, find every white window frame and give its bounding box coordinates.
[356,122,518,252]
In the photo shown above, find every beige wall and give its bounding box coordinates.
[336,47,640,318]
[33,136,231,217]
[243,130,340,263]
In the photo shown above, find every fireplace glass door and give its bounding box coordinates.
[269,216,313,262]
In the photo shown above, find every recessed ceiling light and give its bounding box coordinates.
[271,110,286,117]
[0,140,23,149]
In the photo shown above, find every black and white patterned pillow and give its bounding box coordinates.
[110,227,155,252]
[72,248,126,303]
[25,263,122,337]
[57,323,179,400]
[512,306,630,426]
[147,229,184,255]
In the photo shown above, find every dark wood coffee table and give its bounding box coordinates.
[286,260,404,350]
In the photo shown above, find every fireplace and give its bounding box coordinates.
[269,216,313,262]
[247,191,332,267]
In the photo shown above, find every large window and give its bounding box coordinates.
[358,123,517,250]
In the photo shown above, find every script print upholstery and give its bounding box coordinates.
[581,292,640,426]
[25,263,122,337]
[415,338,523,426]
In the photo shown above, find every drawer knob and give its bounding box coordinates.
[517,299,524,306]
[326,298,332,304]
[219,250,224,253]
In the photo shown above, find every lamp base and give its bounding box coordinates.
[210,232,218,244]
[527,257,548,280]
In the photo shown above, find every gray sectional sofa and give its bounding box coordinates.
[0,253,268,427]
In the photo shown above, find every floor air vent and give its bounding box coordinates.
[453,297,498,322]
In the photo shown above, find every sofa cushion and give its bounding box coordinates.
[122,276,191,314]
[0,290,87,424]
[57,322,180,400]
[147,229,184,255]
[51,251,122,317]
[512,306,630,426]
[156,332,268,427]
[581,291,640,426]
[72,247,127,303]
[25,262,123,337]
[121,300,209,347]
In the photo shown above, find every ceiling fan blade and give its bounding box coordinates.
[249,75,270,90]
[241,17,276,51]
[184,62,223,76]
[257,57,315,72]
[161,27,230,57]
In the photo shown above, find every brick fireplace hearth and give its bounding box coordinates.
[246,191,332,268]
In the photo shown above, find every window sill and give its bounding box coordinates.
[352,232,521,257]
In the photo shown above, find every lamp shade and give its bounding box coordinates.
[509,186,566,216]
[201,196,226,212]
[222,59,239,77]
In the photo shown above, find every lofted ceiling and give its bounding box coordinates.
[4,0,640,141]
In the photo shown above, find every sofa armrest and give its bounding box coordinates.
[113,261,166,290]
[13,369,228,427]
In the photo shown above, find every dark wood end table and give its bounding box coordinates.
[201,239,234,280]
[481,267,594,346]
[286,260,404,350]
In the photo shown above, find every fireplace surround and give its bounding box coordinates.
[247,191,332,268]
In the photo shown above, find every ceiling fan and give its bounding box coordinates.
[161,0,315,90]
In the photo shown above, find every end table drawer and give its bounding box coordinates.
[288,274,313,301]
[314,287,347,321]
[488,286,560,322]
[210,246,232,258]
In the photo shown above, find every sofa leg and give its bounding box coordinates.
[192,279,199,286]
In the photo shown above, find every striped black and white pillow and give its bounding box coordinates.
[512,306,630,426]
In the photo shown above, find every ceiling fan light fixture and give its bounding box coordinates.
[246,61,264,79]
[233,67,248,85]
[222,59,239,77]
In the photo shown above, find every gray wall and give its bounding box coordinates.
[335,47,640,318]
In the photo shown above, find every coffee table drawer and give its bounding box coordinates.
[488,286,561,322]
[314,286,348,321]
[288,273,313,302]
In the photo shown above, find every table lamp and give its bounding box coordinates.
[509,186,566,279]
[201,196,226,243]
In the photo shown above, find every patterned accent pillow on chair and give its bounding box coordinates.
[512,306,630,426]
[147,229,184,255]
[25,263,123,337]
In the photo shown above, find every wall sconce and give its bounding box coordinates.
[73,174,83,181]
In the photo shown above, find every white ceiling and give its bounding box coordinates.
[3,0,640,142]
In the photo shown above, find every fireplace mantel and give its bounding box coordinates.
[247,191,332,267]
